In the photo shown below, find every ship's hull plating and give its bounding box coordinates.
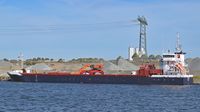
[8,73,193,85]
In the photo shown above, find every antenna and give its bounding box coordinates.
[176,32,182,52]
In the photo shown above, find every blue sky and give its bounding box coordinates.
[0,0,199,60]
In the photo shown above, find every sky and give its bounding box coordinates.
[0,0,199,60]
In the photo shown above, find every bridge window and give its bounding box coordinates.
[163,55,175,58]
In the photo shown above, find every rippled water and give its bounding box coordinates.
[0,82,200,112]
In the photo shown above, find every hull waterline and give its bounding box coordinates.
[8,73,193,85]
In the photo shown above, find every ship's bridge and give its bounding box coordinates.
[162,53,176,62]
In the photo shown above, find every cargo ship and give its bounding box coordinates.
[7,38,193,85]
[7,51,193,85]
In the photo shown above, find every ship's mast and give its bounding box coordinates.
[18,52,24,69]
[176,32,182,52]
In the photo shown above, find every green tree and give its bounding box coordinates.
[37,57,41,61]
[41,58,45,61]
[149,54,155,59]
[9,59,18,63]
[32,58,37,61]
[155,55,162,60]
[99,58,104,61]
[132,53,139,59]
[45,58,49,61]
[3,58,9,62]
[117,56,123,61]
[141,54,148,59]
[58,58,64,62]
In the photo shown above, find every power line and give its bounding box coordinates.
[0,20,139,34]
[0,20,138,28]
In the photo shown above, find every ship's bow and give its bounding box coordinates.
[7,71,23,82]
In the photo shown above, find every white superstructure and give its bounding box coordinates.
[161,33,189,75]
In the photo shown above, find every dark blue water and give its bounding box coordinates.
[0,82,200,112]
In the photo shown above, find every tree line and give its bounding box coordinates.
[132,53,162,60]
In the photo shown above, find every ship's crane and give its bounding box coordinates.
[71,64,104,75]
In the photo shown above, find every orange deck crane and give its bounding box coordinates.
[71,64,104,75]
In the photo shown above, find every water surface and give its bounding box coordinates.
[0,82,200,112]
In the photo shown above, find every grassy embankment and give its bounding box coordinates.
[193,72,200,84]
